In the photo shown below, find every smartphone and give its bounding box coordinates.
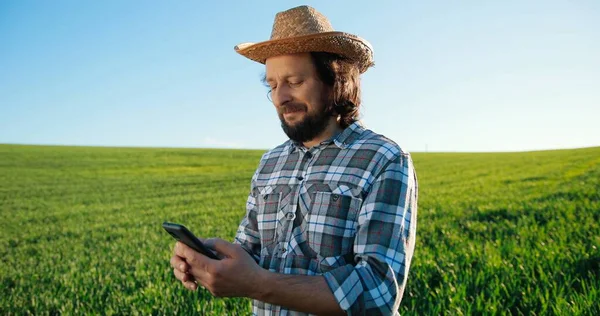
[162,221,220,260]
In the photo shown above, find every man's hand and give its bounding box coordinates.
[170,239,266,298]
[171,240,345,314]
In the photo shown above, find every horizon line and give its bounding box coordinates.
[1,142,598,154]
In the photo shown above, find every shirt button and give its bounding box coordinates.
[285,212,295,220]
[306,152,313,159]
[297,176,304,181]
[281,248,286,252]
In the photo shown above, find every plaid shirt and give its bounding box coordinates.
[234,122,418,315]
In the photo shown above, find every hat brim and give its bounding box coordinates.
[235,32,373,73]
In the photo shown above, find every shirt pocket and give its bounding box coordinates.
[256,188,282,249]
[307,191,362,258]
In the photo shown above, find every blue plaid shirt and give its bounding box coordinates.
[234,122,418,315]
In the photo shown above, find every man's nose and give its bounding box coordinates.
[272,85,292,107]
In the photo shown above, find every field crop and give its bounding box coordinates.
[1,144,598,314]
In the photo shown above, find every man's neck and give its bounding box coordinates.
[302,118,343,149]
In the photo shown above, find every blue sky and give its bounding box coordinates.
[1,0,598,152]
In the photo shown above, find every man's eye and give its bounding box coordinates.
[289,81,303,87]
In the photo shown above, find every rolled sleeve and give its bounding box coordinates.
[323,153,418,315]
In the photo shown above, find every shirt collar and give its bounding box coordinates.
[286,121,365,154]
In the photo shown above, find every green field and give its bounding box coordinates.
[1,144,599,315]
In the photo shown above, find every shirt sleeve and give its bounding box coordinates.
[233,171,262,263]
[323,153,418,315]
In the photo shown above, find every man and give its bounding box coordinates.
[170,5,418,315]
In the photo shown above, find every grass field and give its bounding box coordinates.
[1,144,599,315]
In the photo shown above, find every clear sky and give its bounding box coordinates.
[1,0,598,152]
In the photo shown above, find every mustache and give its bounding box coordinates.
[280,103,307,114]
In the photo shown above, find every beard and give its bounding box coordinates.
[278,102,333,144]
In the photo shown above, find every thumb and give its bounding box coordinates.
[204,238,237,258]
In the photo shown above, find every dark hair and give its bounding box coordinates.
[310,52,363,128]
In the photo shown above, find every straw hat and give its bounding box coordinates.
[235,5,374,73]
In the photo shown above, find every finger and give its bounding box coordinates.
[173,268,196,283]
[170,255,190,273]
[185,281,198,291]
[173,269,198,291]
[204,238,237,258]
[174,241,206,262]
[174,242,214,281]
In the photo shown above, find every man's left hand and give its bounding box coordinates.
[170,239,265,298]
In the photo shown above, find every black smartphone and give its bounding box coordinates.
[162,221,220,260]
